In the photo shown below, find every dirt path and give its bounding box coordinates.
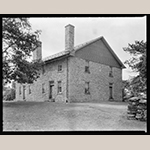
[3,101,147,131]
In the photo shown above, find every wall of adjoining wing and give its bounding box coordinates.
[15,58,68,102]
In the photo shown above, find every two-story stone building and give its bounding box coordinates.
[15,24,125,103]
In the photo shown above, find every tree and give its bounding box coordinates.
[123,40,146,97]
[3,18,42,85]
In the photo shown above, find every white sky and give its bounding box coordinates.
[29,17,146,80]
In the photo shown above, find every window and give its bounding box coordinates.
[58,81,62,93]
[19,86,21,95]
[85,61,90,73]
[42,83,45,93]
[58,65,62,72]
[109,83,113,99]
[85,82,90,94]
[29,85,31,94]
[23,85,26,99]
[85,66,90,73]
[109,66,113,77]
[42,65,45,74]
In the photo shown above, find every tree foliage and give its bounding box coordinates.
[123,40,146,96]
[3,18,42,84]
[3,88,16,101]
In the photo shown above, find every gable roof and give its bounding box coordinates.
[73,36,103,52]
[43,37,102,62]
[43,36,125,68]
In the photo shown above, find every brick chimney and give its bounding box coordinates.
[33,41,42,61]
[65,24,74,51]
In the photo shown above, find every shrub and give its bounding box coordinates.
[4,89,15,101]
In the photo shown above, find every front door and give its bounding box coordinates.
[49,81,54,101]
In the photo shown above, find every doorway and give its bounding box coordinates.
[49,81,54,101]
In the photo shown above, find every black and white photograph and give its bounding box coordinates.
[2,16,147,132]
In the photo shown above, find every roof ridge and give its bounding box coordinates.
[42,36,125,69]
[42,36,103,62]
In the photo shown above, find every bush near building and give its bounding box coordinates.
[3,88,15,101]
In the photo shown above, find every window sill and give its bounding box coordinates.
[57,92,63,95]
[109,98,114,101]
[85,93,90,95]
[109,74,113,77]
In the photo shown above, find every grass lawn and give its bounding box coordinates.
[3,101,147,131]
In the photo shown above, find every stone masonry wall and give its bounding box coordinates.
[15,58,68,102]
[15,56,123,103]
[68,56,123,103]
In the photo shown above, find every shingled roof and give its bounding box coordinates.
[43,36,125,68]
[43,50,69,62]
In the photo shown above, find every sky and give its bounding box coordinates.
[29,17,146,80]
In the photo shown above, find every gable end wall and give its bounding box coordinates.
[68,56,123,102]
[75,39,121,68]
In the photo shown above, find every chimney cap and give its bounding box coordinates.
[65,24,75,28]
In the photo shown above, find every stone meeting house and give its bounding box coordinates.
[15,24,125,103]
